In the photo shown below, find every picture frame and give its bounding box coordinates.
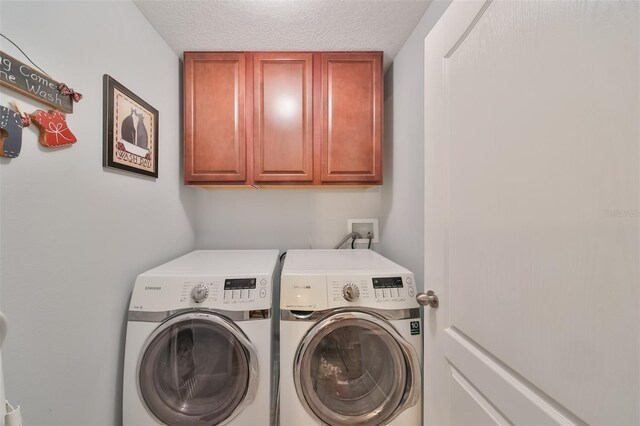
[103,75,158,178]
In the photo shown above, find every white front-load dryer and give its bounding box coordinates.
[279,249,422,426]
[123,250,279,426]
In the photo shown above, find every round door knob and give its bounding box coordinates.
[342,283,360,302]
[191,284,209,303]
[416,290,439,308]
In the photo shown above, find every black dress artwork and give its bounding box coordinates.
[121,110,148,150]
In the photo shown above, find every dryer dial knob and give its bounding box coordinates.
[191,284,209,303]
[342,283,360,302]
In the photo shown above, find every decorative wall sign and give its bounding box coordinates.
[0,105,23,158]
[0,50,73,113]
[31,109,77,147]
[103,75,158,178]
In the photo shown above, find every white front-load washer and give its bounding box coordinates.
[279,249,422,426]
[123,250,279,426]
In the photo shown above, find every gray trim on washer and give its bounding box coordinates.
[136,311,260,426]
[281,307,420,321]
[292,309,422,425]
[129,308,271,322]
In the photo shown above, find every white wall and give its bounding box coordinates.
[0,1,196,424]
[195,188,381,250]
[378,0,451,290]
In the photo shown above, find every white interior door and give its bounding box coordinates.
[423,1,639,425]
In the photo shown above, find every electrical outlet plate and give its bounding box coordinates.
[348,219,379,244]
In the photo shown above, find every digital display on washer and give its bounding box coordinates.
[224,278,256,290]
[372,277,404,289]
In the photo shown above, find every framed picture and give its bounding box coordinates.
[103,75,158,177]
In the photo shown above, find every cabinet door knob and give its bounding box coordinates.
[416,290,439,308]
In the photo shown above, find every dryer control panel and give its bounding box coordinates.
[130,274,272,312]
[221,278,269,305]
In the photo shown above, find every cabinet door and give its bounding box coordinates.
[321,52,382,183]
[184,52,246,183]
[253,53,314,182]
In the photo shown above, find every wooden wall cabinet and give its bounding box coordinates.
[253,52,314,183]
[183,51,382,186]
[184,52,246,183]
[322,53,382,183]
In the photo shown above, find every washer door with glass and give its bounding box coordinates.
[137,312,258,426]
[294,310,419,426]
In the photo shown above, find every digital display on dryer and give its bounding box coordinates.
[372,277,403,289]
[224,278,256,290]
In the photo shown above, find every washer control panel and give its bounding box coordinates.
[372,276,409,300]
[327,274,418,309]
[342,283,360,302]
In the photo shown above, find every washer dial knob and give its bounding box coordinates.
[191,284,209,303]
[342,283,360,302]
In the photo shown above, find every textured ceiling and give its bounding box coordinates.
[133,0,432,68]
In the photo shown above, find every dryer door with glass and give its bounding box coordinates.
[137,312,258,426]
[294,310,420,426]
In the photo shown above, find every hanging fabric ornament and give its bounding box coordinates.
[30,110,77,147]
[0,105,23,158]
[58,83,82,103]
